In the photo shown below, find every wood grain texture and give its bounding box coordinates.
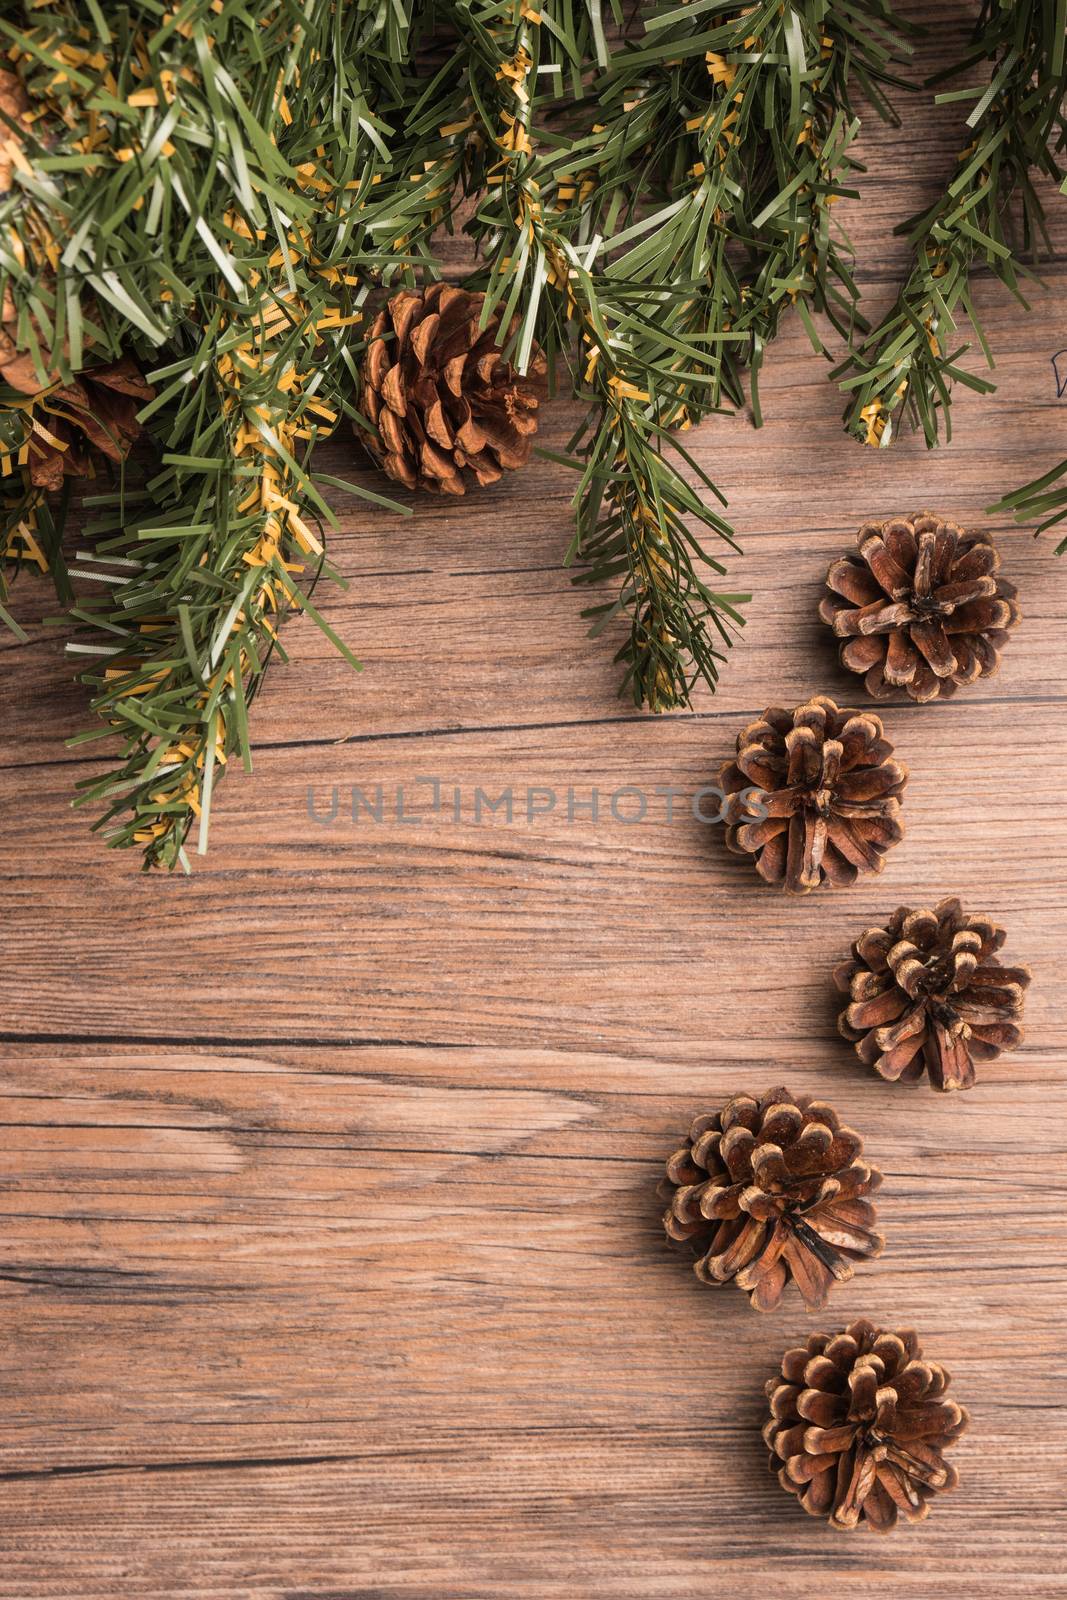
[1,7,1066,1595]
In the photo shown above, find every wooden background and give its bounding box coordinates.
[2,9,1066,1596]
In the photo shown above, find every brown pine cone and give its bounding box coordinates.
[357,284,545,495]
[661,1087,883,1312]
[764,1318,969,1532]
[0,75,150,492]
[721,695,907,893]
[834,896,1030,1091]
[819,512,1020,703]
[0,69,30,195]
[0,355,154,492]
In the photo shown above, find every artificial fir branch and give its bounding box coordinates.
[837,0,1067,450]
[990,454,1067,549]
[0,0,468,867]
[455,1,745,708]
[456,0,907,706]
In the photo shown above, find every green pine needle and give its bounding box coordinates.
[836,0,1067,450]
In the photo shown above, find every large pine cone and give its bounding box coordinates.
[721,695,907,893]
[764,1318,969,1532]
[834,896,1030,1091]
[661,1088,883,1312]
[820,512,1020,703]
[357,284,544,495]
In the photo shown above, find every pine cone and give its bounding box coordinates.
[357,284,544,495]
[834,896,1030,1091]
[721,695,907,893]
[764,1318,969,1532]
[0,355,154,492]
[661,1087,883,1312]
[820,512,1020,703]
[0,69,30,196]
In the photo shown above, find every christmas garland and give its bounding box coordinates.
[0,2,1064,869]
[0,1,460,867]
[838,0,1067,448]
[453,0,904,709]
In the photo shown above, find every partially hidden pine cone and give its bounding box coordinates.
[0,68,30,196]
[834,896,1030,1091]
[357,284,545,495]
[721,695,907,893]
[0,68,151,496]
[820,512,1020,703]
[661,1087,883,1312]
[0,352,154,492]
[764,1318,969,1532]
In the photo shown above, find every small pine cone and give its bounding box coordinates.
[661,1087,883,1312]
[721,695,907,893]
[357,284,545,495]
[834,896,1030,1091]
[820,512,1020,703]
[764,1318,969,1532]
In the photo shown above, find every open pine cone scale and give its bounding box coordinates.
[0,352,153,491]
[662,1088,883,1311]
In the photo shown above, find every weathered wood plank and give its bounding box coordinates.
[0,1048,1064,1598]
[1,3,1066,1594]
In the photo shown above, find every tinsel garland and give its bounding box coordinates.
[0,2,1064,868]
